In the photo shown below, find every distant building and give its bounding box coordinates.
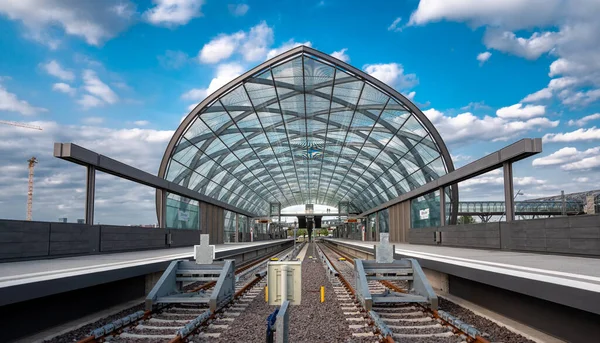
[58,218,67,223]
[77,219,85,224]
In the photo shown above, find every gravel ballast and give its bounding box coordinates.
[288,243,354,343]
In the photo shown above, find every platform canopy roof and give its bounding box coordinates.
[159,46,454,216]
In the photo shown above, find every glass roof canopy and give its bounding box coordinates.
[158,46,454,216]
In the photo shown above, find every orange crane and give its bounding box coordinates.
[27,157,38,221]
[0,120,42,220]
[0,120,43,131]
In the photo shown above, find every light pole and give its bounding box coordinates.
[500,189,523,221]
[293,221,297,257]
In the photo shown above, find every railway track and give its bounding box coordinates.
[317,242,489,343]
[77,244,302,343]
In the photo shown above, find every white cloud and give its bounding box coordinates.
[532,146,600,166]
[331,48,350,63]
[483,30,559,60]
[133,120,150,126]
[408,0,600,107]
[78,94,104,109]
[82,117,104,125]
[388,17,402,32]
[574,177,589,182]
[405,91,416,101]
[228,3,249,17]
[522,88,552,102]
[562,155,600,171]
[0,82,47,115]
[477,51,491,65]
[41,60,75,81]
[363,63,418,90]
[461,174,546,188]
[182,62,244,102]
[0,121,174,224]
[52,82,76,96]
[266,39,310,60]
[199,32,245,64]
[0,0,135,46]
[144,0,204,26]
[560,88,600,106]
[543,127,600,142]
[496,103,545,119]
[522,77,580,103]
[82,70,119,105]
[198,22,274,64]
[568,113,600,127]
[241,22,274,62]
[425,108,559,144]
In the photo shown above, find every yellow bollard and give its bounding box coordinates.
[265,286,268,302]
[320,286,325,303]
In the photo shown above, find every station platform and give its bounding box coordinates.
[0,239,293,306]
[322,238,600,327]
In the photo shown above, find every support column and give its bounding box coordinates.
[503,162,515,222]
[159,189,167,228]
[439,186,446,227]
[235,213,239,243]
[85,166,95,225]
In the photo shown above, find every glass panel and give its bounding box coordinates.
[411,190,441,229]
[166,193,200,230]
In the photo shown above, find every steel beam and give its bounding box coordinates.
[360,138,542,217]
[53,142,256,218]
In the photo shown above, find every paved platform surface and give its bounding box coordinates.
[327,239,600,289]
[0,240,287,290]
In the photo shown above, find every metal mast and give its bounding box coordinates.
[27,157,38,221]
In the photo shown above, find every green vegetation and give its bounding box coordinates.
[457,215,476,224]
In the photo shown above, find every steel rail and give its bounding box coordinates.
[320,241,490,343]
[76,245,291,343]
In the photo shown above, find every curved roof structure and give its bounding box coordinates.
[158,46,455,216]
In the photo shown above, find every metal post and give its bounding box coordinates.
[503,162,515,222]
[235,213,239,243]
[561,190,566,216]
[439,186,446,227]
[159,189,167,228]
[280,265,287,304]
[85,166,95,225]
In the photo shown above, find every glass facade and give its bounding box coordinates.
[378,209,389,233]
[163,48,451,217]
[166,193,199,229]
[411,190,441,229]
[224,210,236,243]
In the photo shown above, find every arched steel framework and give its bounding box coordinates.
[157,46,458,221]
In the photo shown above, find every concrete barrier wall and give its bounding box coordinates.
[409,222,501,249]
[100,226,167,252]
[49,223,100,256]
[0,220,49,260]
[169,229,200,247]
[0,219,201,262]
[408,214,600,256]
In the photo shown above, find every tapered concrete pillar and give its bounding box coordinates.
[158,190,167,228]
[85,166,95,225]
[503,162,515,222]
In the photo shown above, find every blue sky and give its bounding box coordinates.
[1,0,599,224]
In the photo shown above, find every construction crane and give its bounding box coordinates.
[0,120,42,220]
[0,120,43,130]
[27,157,38,221]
